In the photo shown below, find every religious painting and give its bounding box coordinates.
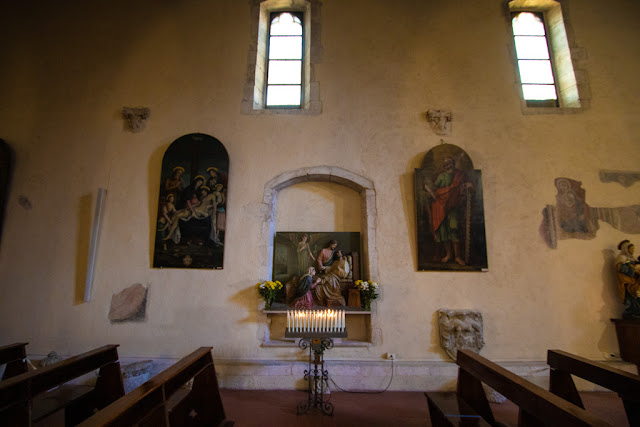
[415,144,488,271]
[153,133,228,269]
[273,232,360,307]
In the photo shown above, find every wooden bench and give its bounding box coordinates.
[0,342,29,380]
[548,349,640,426]
[0,344,124,426]
[425,349,611,426]
[78,346,233,426]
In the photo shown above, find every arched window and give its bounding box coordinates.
[242,0,322,115]
[508,0,587,112]
[512,12,557,106]
[266,12,303,107]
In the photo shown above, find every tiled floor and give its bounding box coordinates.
[221,390,630,426]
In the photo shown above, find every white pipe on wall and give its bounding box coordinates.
[84,188,107,302]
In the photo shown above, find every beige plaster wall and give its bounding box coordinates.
[0,0,639,367]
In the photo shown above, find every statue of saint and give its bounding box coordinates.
[615,239,640,319]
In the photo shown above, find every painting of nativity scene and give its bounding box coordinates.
[153,133,228,269]
[272,232,361,309]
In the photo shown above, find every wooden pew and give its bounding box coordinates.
[0,344,124,426]
[548,349,640,426]
[0,342,29,380]
[425,349,611,426]
[78,346,233,427]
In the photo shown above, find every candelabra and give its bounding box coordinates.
[285,310,347,416]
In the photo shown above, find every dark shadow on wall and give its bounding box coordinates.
[0,139,14,253]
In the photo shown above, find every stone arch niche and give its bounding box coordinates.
[263,166,378,281]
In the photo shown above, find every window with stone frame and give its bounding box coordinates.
[266,12,303,108]
[242,0,322,115]
[508,0,588,113]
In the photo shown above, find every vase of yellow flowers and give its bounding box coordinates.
[256,280,283,310]
[354,280,379,311]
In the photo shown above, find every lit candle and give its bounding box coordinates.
[288,311,290,330]
[341,310,345,332]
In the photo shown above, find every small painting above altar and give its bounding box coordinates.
[415,144,488,271]
[153,133,228,269]
[273,232,361,308]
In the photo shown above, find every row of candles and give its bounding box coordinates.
[287,310,345,333]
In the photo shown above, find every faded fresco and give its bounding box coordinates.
[273,232,360,308]
[540,177,640,248]
[415,144,488,271]
[153,133,228,269]
[599,170,640,188]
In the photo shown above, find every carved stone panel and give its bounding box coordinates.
[438,309,485,361]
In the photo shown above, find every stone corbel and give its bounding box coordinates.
[122,107,151,133]
[426,109,452,136]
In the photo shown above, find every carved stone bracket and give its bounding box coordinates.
[426,109,452,136]
[122,107,151,133]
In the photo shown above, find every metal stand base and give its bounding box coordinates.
[297,337,334,416]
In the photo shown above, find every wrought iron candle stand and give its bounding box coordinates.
[285,329,347,416]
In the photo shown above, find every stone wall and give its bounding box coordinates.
[0,0,639,378]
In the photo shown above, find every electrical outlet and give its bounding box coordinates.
[386,353,396,360]
[602,352,619,360]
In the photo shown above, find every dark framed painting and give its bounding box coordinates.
[273,232,360,283]
[153,133,228,269]
[415,143,488,271]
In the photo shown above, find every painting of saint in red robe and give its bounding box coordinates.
[415,144,487,271]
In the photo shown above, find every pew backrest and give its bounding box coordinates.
[0,342,28,380]
[548,349,640,425]
[456,349,611,426]
[0,344,124,426]
[78,346,232,427]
